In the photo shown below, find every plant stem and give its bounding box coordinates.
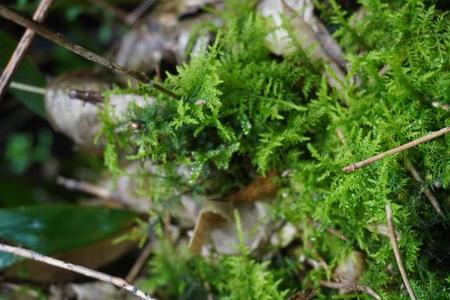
[385,203,417,300]
[0,0,53,100]
[56,176,116,200]
[126,241,153,282]
[0,243,157,300]
[343,126,450,172]
[9,81,46,95]
[0,4,180,100]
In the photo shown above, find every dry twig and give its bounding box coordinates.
[68,89,104,104]
[385,203,417,300]
[0,243,157,300]
[405,162,443,216]
[0,0,53,100]
[343,127,450,172]
[320,280,381,300]
[0,4,180,100]
[56,176,117,200]
[126,241,153,282]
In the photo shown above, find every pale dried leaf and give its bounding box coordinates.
[45,71,152,149]
[259,0,346,90]
[115,3,219,78]
[189,201,270,255]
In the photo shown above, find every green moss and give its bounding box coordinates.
[103,0,450,298]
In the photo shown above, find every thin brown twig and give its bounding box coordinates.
[320,280,381,300]
[343,127,450,172]
[68,89,104,104]
[0,4,180,100]
[0,243,157,300]
[56,176,117,200]
[126,241,153,282]
[0,0,53,100]
[385,203,417,300]
[405,162,443,216]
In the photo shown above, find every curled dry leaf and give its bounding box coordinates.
[259,0,346,90]
[45,71,152,149]
[189,172,278,254]
[115,1,220,77]
[189,200,270,255]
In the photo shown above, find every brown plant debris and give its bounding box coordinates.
[343,126,450,172]
[385,203,417,300]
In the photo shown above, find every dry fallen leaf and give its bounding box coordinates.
[45,71,152,149]
[189,200,270,255]
[114,1,220,79]
[259,0,346,90]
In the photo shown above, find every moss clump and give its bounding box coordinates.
[103,0,450,298]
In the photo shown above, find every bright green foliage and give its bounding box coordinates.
[215,212,288,300]
[215,256,287,300]
[145,215,288,300]
[104,5,323,189]
[104,0,450,299]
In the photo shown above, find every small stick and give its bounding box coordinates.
[56,176,116,200]
[0,0,53,100]
[0,4,180,100]
[9,81,46,95]
[320,280,381,300]
[385,203,417,300]
[405,162,443,216]
[0,243,157,300]
[68,89,104,104]
[343,127,450,172]
[126,241,153,282]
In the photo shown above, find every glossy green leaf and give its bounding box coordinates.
[0,204,139,269]
[0,31,47,118]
